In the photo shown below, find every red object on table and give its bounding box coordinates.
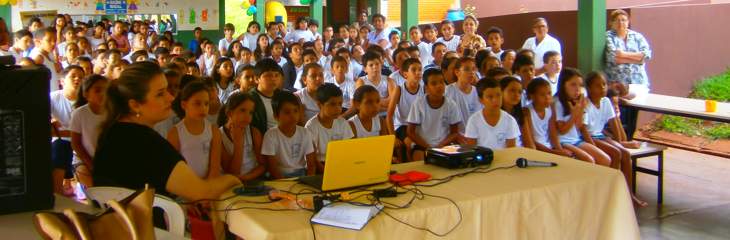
[389,171,432,186]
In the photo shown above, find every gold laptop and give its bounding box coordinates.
[299,135,395,191]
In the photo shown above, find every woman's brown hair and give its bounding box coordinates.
[99,61,163,133]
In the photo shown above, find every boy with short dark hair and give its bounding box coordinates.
[327,56,356,116]
[355,52,397,116]
[486,27,505,58]
[409,26,431,65]
[250,58,285,135]
[30,27,60,91]
[436,20,460,52]
[305,83,355,172]
[407,68,461,161]
[262,91,317,179]
[219,23,236,55]
[424,42,447,70]
[464,79,520,149]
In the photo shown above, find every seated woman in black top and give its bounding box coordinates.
[93,61,240,200]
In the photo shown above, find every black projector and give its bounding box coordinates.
[425,145,494,169]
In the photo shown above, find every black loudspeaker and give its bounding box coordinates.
[0,65,55,214]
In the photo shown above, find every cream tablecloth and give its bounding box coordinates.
[216,147,640,240]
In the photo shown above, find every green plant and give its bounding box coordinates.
[656,116,702,136]
[704,124,730,140]
[691,68,730,101]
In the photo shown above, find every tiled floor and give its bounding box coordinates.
[634,148,730,239]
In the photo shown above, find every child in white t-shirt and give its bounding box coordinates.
[262,91,317,179]
[355,52,397,117]
[326,56,357,117]
[350,85,388,139]
[218,23,236,56]
[198,42,218,77]
[30,28,61,92]
[50,65,84,195]
[525,78,571,156]
[167,81,223,179]
[295,63,324,122]
[407,68,462,161]
[465,79,520,150]
[537,51,562,95]
[435,20,461,52]
[446,58,483,136]
[219,92,266,181]
[386,58,423,162]
[305,83,355,172]
[554,68,611,166]
[585,72,630,173]
[69,75,108,187]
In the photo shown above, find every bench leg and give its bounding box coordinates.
[632,157,638,194]
[658,152,664,204]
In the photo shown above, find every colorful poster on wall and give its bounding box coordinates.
[105,0,127,14]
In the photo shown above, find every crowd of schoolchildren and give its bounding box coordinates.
[0,10,646,206]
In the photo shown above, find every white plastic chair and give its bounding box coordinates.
[85,186,186,237]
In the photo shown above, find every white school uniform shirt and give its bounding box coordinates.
[367,29,389,46]
[436,35,461,52]
[389,70,407,86]
[465,110,521,150]
[585,97,616,137]
[325,76,356,109]
[242,33,259,52]
[486,47,504,59]
[89,36,105,49]
[218,38,234,54]
[537,73,560,95]
[554,100,585,144]
[521,34,562,69]
[295,88,320,121]
[293,65,304,90]
[261,126,315,174]
[0,47,28,61]
[175,119,214,178]
[56,42,69,58]
[154,115,180,137]
[285,29,316,43]
[68,104,104,165]
[445,84,483,133]
[305,117,354,163]
[394,83,424,128]
[220,126,258,175]
[406,96,462,147]
[349,61,363,81]
[50,90,75,133]
[259,93,278,129]
[217,82,236,104]
[362,75,390,98]
[528,104,553,149]
[198,54,216,76]
[414,41,432,67]
[30,48,60,92]
[349,115,381,138]
[273,57,288,69]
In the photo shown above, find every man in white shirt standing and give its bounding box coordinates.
[521,17,562,72]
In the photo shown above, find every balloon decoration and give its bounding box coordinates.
[242,0,258,16]
[246,6,257,16]
[300,0,312,5]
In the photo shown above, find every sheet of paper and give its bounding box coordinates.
[311,203,381,230]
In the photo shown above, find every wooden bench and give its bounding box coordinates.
[628,142,668,204]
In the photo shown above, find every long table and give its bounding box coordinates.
[215,147,640,240]
[623,93,730,123]
[622,93,730,157]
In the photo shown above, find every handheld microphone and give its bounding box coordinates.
[516,158,558,168]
